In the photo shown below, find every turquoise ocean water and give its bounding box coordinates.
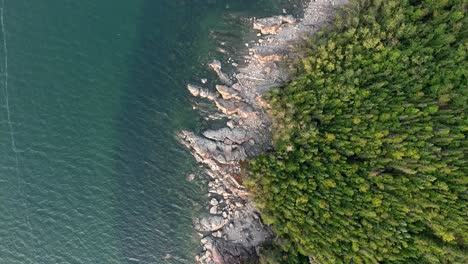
[0,0,301,263]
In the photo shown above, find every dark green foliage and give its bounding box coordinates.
[247,0,467,263]
[258,243,309,264]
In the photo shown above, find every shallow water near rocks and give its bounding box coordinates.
[0,0,303,263]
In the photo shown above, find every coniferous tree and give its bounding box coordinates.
[249,0,467,263]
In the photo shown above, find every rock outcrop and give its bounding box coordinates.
[253,15,296,35]
[179,1,347,263]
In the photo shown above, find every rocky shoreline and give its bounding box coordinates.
[179,1,347,263]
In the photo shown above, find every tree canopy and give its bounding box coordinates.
[248,0,467,263]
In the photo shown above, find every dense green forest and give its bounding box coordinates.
[247,0,467,263]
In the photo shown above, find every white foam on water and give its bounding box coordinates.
[1,0,32,233]
[1,0,18,167]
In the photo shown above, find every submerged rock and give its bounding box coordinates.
[187,173,196,182]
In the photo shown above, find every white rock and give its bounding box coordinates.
[187,84,201,97]
[216,186,225,195]
[210,198,219,206]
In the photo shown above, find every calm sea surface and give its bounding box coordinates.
[0,0,300,263]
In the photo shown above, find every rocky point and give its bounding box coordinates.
[179,1,347,263]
